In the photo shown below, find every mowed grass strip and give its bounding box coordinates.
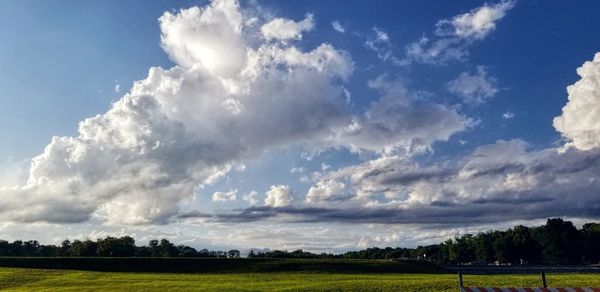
[0,268,599,291]
[0,257,449,274]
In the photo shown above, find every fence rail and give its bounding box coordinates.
[458,270,600,292]
[449,266,600,275]
[461,288,600,292]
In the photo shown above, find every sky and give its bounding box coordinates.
[0,0,600,252]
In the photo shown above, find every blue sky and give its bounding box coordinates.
[0,0,599,251]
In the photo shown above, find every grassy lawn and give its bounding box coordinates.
[0,258,449,274]
[0,268,599,291]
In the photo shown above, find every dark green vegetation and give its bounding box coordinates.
[438,218,600,265]
[1,218,599,266]
[0,268,599,291]
[251,218,600,265]
[0,237,240,258]
[0,258,447,274]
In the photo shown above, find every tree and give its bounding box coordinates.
[452,235,476,264]
[80,240,99,256]
[60,240,71,256]
[68,240,99,256]
[178,245,198,257]
[23,240,40,256]
[68,240,84,256]
[228,250,241,258]
[0,240,10,256]
[474,232,494,264]
[39,244,60,257]
[197,248,212,257]
[148,239,161,257]
[9,240,23,256]
[158,239,178,257]
[115,236,136,257]
[97,236,136,257]
[535,218,581,264]
[135,246,152,257]
[582,223,600,264]
[509,225,539,264]
[492,233,514,264]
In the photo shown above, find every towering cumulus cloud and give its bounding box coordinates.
[554,53,600,151]
[159,0,246,77]
[0,0,469,225]
[0,0,352,224]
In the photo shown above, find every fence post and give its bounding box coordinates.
[540,270,547,288]
[458,270,463,290]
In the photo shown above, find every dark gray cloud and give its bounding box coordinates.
[190,195,599,226]
[298,140,600,225]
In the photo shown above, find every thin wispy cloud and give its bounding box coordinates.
[331,21,345,33]
[447,66,499,105]
[502,111,515,119]
[405,0,515,64]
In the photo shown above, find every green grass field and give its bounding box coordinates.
[0,268,599,291]
[0,258,448,274]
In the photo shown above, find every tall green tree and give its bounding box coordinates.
[582,223,600,264]
[535,218,581,264]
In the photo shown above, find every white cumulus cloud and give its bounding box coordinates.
[435,1,515,40]
[0,0,472,226]
[306,180,346,202]
[212,189,238,202]
[0,0,353,225]
[328,76,471,155]
[159,0,246,77]
[242,190,259,205]
[264,185,293,207]
[554,53,600,151]
[261,13,314,41]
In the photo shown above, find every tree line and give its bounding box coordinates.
[0,237,240,258]
[0,218,599,265]
[250,218,600,265]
